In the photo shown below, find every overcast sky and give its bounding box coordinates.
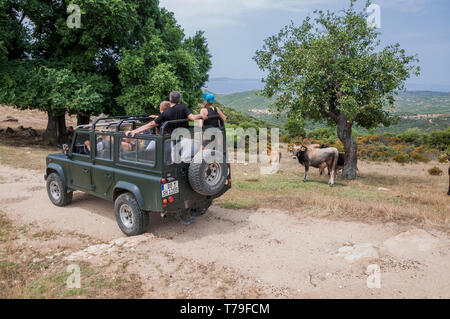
[159,0,450,89]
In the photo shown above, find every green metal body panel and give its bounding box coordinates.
[45,126,230,213]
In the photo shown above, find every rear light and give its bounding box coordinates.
[169,196,174,203]
[161,178,166,184]
[228,179,231,187]
[227,163,231,167]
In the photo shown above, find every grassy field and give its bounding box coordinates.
[216,151,449,232]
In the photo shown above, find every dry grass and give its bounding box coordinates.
[0,212,143,299]
[0,144,54,171]
[217,156,450,231]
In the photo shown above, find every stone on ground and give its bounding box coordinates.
[336,243,379,263]
[383,229,441,259]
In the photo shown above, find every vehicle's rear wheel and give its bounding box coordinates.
[189,150,228,196]
[46,172,73,207]
[114,192,149,236]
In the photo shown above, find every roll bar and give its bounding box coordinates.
[159,115,224,136]
[91,114,149,131]
[85,114,224,136]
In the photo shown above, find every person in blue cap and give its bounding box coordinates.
[200,92,227,150]
[200,92,226,127]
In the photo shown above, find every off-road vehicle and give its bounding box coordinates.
[44,115,231,236]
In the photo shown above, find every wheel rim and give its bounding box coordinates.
[204,162,222,186]
[49,181,61,201]
[119,204,134,228]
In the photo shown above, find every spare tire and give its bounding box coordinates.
[189,149,228,196]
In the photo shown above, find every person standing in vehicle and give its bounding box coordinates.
[200,93,226,128]
[200,93,226,150]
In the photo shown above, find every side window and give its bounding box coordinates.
[119,137,137,162]
[137,139,156,165]
[164,139,173,165]
[72,132,90,156]
[95,135,113,160]
[119,137,155,167]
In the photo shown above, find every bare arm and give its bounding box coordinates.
[199,108,208,127]
[188,113,205,121]
[216,107,227,123]
[126,121,158,137]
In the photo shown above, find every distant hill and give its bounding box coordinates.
[204,77,450,95]
[216,90,450,133]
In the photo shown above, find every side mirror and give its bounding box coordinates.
[62,144,70,157]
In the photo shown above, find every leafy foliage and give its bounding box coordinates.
[0,0,211,143]
[254,0,420,179]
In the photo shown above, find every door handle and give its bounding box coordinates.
[105,174,112,179]
[83,168,89,173]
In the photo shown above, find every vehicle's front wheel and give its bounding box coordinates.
[114,193,149,236]
[46,172,73,207]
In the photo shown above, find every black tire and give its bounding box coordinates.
[46,172,73,207]
[188,150,228,196]
[114,192,149,236]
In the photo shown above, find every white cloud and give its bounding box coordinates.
[159,0,331,30]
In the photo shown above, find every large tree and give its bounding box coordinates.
[254,0,419,179]
[0,0,211,145]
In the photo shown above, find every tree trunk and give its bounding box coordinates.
[43,112,68,146]
[337,119,358,180]
[57,114,67,144]
[77,113,90,126]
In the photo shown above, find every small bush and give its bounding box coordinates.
[428,167,443,176]
[439,155,449,163]
[393,153,409,164]
[411,146,431,163]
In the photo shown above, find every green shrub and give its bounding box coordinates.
[411,146,431,163]
[393,153,409,163]
[399,128,425,146]
[439,155,449,163]
[427,128,450,151]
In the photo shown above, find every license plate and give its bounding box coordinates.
[161,181,179,197]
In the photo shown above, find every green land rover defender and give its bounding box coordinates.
[44,115,231,236]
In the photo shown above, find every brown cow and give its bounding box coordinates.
[292,145,339,186]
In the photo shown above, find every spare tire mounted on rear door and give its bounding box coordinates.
[188,149,228,196]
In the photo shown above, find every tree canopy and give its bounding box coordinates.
[0,0,211,144]
[254,0,419,179]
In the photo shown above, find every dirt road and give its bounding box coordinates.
[0,164,449,298]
